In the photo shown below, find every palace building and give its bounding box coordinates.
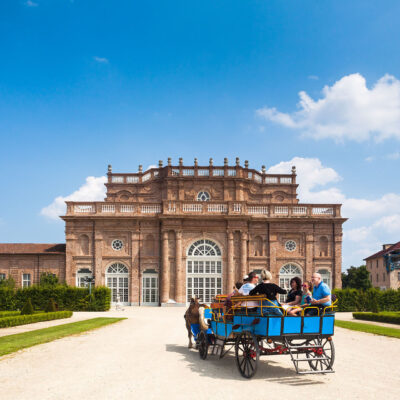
[0,158,347,305]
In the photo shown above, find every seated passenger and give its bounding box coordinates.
[238,272,259,314]
[249,269,287,316]
[282,277,302,316]
[223,282,243,319]
[288,281,313,316]
[306,273,331,316]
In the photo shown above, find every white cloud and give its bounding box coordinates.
[267,157,343,203]
[41,176,107,220]
[365,156,375,162]
[25,1,38,6]
[308,75,319,81]
[257,73,400,142]
[268,157,400,268]
[94,56,109,64]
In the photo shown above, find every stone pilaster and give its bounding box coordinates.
[161,231,169,304]
[241,231,247,278]
[131,230,140,305]
[305,233,314,282]
[175,230,184,304]
[227,231,234,292]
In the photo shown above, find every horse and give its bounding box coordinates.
[184,296,207,348]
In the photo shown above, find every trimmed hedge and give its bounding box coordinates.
[0,311,73,328]
[353,312,400,325]
[333,288,400,312]
[0,311,21,318]
[0,286,111,312]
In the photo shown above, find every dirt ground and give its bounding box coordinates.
[0,307,399,400]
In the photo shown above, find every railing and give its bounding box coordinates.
[107,166,296,185]
[66,202,341,217]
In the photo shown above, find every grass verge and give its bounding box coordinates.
[335,320,400,339]
[0,317,126,357]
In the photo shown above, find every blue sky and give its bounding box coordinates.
[1,0,400,270]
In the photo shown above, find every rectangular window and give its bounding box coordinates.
[22,273,31,288]
[376,273,379,282]
[398,272,400,281]
[0,273,6,281]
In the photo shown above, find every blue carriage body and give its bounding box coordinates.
[210,314,335,339]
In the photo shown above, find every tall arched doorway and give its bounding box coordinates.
[317,268,331,288]
[106,262,129,305]
[186,239,223,304]
[279,263,303,302]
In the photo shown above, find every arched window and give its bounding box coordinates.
[254,236,263,256]
[187,239,221,256]
[186,239,222,303]
[317,269,331,288]
[279,264,303,302]
[197,191,210,202]
[106,263,129,304]
[319,236,329,257]
[78,234,89,255]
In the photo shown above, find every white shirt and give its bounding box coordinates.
[239,283,259,308]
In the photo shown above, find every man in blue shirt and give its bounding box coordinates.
[311,272,331,307]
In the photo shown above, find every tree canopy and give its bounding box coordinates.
[342,265,372,290]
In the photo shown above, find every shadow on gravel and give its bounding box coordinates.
[166,344,325,385]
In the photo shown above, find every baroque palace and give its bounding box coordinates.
[0,158,347,306]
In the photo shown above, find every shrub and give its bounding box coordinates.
[0,311,20,318]
[21,298,34,315]
[353,312,400,325]
[45,298,57,313]
[0,276,16,289]
[39,272,59,287]
[0,286,111,312]
[334,288,400,312]
[0,311,73,328]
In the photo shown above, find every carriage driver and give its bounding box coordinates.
[309,272,331,315]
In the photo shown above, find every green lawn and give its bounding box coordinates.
[0,317,126,357]
[335,320,400,339]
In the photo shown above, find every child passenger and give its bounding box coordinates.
[287,281,313,316]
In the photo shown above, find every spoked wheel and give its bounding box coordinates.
[235,331,260,379]
[306,337,335,371]
[198,331,208,360]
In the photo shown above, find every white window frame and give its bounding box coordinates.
[0,273,6,281]
[186,239,223,304]
[279,264,303,303]
[317,268,331,289]
[142,273,159,306]
[22,273,31,288]
[106,263,129,305]
[76,269,93,288]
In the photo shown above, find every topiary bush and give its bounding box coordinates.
[21,298,34,315]
[45,298,57,313]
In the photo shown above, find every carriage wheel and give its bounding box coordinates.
[235,331,260,379]
[306,338,335,371]
[198,331,208,360]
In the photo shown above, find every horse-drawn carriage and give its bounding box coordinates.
[191,295,336,379]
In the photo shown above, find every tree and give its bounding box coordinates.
[39,272,59,287]
[342,265,372,290]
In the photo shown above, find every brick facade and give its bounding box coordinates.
[60,159,346,305]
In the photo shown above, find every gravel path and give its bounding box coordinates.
[0,307,399,400]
